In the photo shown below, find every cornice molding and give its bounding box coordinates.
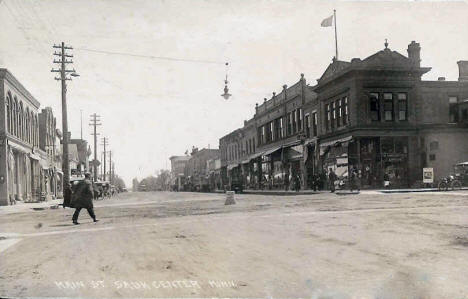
[0,69,41,109]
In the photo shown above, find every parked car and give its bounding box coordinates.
[438,161,468,191]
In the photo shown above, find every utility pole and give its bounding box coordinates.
[101,137,109,181]
[100,151,103,180]
[89,113,101,182]
[109,150,112,184]
[51,42,79,207]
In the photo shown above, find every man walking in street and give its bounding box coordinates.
[71,173,98,225]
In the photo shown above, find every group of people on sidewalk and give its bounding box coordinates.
[326,167,361,193]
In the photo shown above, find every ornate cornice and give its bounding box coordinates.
[0,69,41,108]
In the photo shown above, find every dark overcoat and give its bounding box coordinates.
[71,179,94,209]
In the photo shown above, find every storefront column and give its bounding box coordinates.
[357,139,361,187]
[300,157,305,190]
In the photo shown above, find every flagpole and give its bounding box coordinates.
[334,9,338,60]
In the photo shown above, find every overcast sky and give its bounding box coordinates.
[1,0,467,185]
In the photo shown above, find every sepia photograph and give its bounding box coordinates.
[1,0,468,298]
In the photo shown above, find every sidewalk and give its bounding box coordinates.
[0,198,62,215]
[214,187,468,196]
[214,189,323,195]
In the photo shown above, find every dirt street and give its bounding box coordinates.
[1,191,468,298]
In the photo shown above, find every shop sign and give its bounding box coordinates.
[423,168,434,183]
[382,153,405,162]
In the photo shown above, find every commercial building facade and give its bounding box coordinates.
[219,41,468,190]
[0,69,47,205]
[169,155,190,191]
[183,147,219,192]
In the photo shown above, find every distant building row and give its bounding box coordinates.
[0,69,90,205]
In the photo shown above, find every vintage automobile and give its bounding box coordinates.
[438,161,468,191]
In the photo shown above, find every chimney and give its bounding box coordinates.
[457,61,468,81]
[407,41,421,67]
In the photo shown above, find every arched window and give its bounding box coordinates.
[19,102,24,141]
[30,111,34,145]
[13,98,18,137]
[6,93,11,134]
[25,108,30,143]
[32,115,36,146]
[35,115,39,146]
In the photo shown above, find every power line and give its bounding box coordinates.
[73,47,226,65]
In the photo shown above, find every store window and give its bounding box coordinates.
[462,108,468,121]
[336,99,342,127]
[331,102,335,129]
[275,118,281,140]
[279,118,284,139]
[398,93,407,121]
[343,97,348,125]
[312,112,318,137]
[384,93,394,121]
[449,96,459,123]
[269,122,274,142]
[370,93,380,121]
[292,110,297,133]
[381,137,394,153]
[325,104,330,131]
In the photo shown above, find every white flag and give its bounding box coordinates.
[321,15,333,27]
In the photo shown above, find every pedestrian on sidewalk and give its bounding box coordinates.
[71,173,98,225]
[328,169,337,193]
[294,174,301,192]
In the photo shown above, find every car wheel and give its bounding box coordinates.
[452,180,462,190]
[438,181,448,191]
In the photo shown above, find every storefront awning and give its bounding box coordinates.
[241,159,250,164]
[8,140,30,153]
[246,151,264,161]
[262,146,282,156]
[227,164,238,170]
[39,159,50,169]
[320,136,353,148]
[285,144,303,160]
[29,153,40,161]
[282,140,301,148]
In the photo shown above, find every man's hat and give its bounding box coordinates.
[84,172,91,179]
